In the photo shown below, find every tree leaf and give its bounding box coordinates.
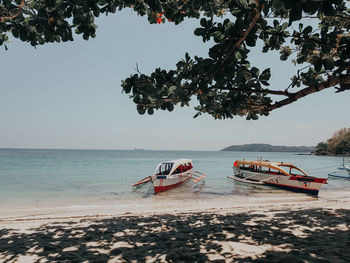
[213,31,224,42]
[194,28,206,36]
[302,26,313,35]
[259,68,271,81]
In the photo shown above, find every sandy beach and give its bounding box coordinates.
[1,190,350,263]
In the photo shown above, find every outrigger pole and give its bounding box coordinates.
[132,176,152,187]
[187,170,207,183]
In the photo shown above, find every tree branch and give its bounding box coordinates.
[235,88,291,96]
[217,0,262,71]
[137,85,292,108]
[212,86,291,96]
[0,0,25,23]
[267,74,350,111]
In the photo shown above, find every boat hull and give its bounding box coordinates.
[234,170,324,195]
[263,180,320,195]
[152,173,190,193]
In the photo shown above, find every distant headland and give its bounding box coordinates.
[314,128,349,156]
[221,144,315,153]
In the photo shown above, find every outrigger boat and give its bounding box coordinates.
[229,159,327,195]
[328,157,350,178]
[132,159,206,193]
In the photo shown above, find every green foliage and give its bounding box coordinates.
[315,142,329,155]
[315,128,350,156]
[1,1,350,119]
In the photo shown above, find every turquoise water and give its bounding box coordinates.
[0,149,349,206]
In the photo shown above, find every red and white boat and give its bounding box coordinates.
[133,159,206,193]
[229,159,327,195]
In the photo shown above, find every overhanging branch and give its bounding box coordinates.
[267,74,350,111]
[0,0,25,22]
[223,87,291,96]
[217,0,262,72]
[137,85,292,108]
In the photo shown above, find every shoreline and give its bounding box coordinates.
[1,189,350,228]
[1,193,349,262]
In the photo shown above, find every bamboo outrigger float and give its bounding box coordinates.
[229,159,327,195]
[133,159,206,193]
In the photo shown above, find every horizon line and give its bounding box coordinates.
[0,147,220,152]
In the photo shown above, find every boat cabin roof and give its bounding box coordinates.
[154,159,193,175]
[234,159,308,177]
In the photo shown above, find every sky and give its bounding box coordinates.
[0,10,349,151]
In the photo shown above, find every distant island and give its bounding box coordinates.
[221,144,315,153]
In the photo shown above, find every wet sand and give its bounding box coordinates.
[1,191,350,262]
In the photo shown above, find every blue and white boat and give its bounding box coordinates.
[328,158,350,178]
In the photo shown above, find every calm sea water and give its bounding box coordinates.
[0,149,349,206]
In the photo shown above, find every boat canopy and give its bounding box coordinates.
[154,159,193,176]
[234,160,308,177]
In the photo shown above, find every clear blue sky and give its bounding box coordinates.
[0,10,349,150]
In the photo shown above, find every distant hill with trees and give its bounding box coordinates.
[221,144,315,153]
[314,128,350,156]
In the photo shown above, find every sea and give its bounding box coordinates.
[0,149,349,210]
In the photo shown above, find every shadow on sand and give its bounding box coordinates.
[1,208,350,262]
